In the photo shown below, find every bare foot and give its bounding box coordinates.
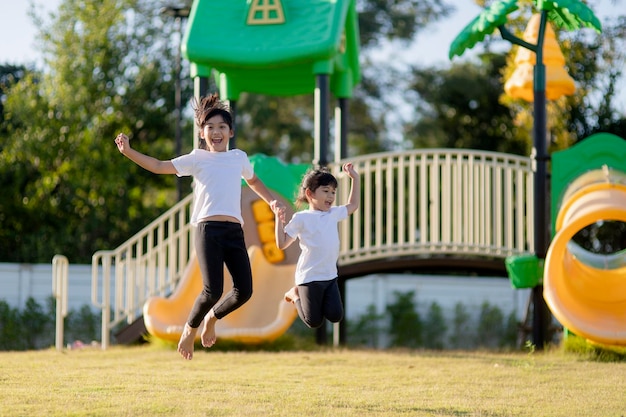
[177,323,198,360]
[200,310,218,348]
[284,286,299,303]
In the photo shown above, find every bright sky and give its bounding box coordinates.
[0,0,623,111]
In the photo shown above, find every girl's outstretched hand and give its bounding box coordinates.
[342,162,358,178]
[270,200,287,224]
[115,133,131,155]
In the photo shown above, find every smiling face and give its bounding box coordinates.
[200,114,233,152]
[306,184,337,212]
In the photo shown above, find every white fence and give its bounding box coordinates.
[335,149,534,265]
[91,193,194,348]
[0,262,90,311]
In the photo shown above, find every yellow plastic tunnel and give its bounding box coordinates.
[544,167,626,346]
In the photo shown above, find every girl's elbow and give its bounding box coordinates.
[347,204,359,214]
[278,237,292,250]
[246,175,261,187]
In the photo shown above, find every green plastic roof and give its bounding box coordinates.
[551,133,626,231]
[182,0,361,99]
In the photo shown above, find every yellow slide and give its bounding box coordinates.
[143,245,297,344]
[143,188,301,344]
[544,168,626,346]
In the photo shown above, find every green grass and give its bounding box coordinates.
[1,342,625,417]
[562,334,626,362]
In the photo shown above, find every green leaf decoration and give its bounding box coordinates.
[449,0,519,59]
[538,0,602,32]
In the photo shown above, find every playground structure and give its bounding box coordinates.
[543,134,626,345]
[449,1,626,347]
[88,0,625,348]
[94,148,536,348]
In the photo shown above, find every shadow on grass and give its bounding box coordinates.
[142,326,323,353]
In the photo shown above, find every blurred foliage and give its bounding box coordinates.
[422,301,447,349]
[573,220,626,254]
[0,0,194,263]
[405,52,529,154]
[386,290,423,347]
[563,332,626,362]
[1,0,626,263]
[346,293,520,350]
[0,297,101,350]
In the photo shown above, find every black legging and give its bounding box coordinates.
[294,278,343,329]
[187,221,253,328]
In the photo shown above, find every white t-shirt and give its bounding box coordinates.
[284,205,349,285]
[171,149,254,225]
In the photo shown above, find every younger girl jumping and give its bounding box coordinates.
[273,163,360,329]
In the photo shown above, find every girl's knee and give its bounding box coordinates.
[327,315,343,324]
[326,309,343,323]
[304,318,324,329]
[233,287,252,304]
[201,289,222,306]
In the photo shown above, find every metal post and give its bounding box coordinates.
[531,11,552,349]
[174,15,183,200]
[314,74,330,167]
[161,5,190,200]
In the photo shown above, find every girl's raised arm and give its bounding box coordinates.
[115,133,178,175]
[343,162,360,215]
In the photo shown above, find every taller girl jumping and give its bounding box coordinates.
[115,94,281,360]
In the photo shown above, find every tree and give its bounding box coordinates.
[358,0,453,48]
[0,0,193,263]
[555,14,626,141]
[0,64,29,129]
[386,290,422,348]
[475,301,504,348]
[449,302,473,349]
[422,301,447,349]
[495,3,626,153]
[405,52,528,154]
[347,304,385,348]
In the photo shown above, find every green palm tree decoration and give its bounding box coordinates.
[448,0,601,349]
[450,0,601,60]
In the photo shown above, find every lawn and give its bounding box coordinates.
[1,344,624,417]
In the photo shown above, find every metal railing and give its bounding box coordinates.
[333,149,534,265]
[91,193,194,349]
[91,149,534,348]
